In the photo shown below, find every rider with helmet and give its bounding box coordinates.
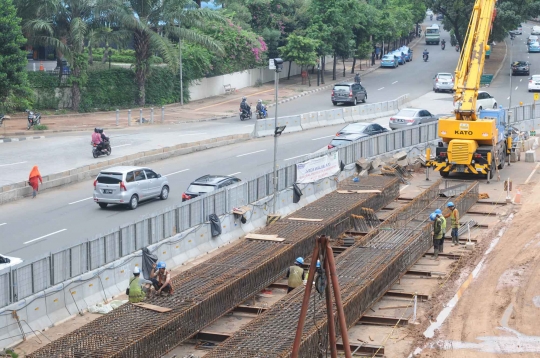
[150,261,174,296]
[423,49,429,61]
[240,97,251,118]
[256,99,267,118]
[286,257,307,293]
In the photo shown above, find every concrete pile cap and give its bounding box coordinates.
[356,158,372,170]
[371,157,383,169]
[393,151,408,161]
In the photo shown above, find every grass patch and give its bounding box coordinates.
[33,124,49,130]
[55,109,68,115]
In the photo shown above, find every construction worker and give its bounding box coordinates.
[430,212,444,260]
[286,257,306,293]
[434,209,446,252]
[128,267,152,303]
[150,261,174,296]
[445,202,460,246]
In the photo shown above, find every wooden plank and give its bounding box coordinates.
[247,236,285,242]
[337,189,381,194]
[245,233,278,240]
[287,217,324,222]
[232,206,250,215]
[132,302,172,313]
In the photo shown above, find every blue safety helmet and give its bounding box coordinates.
[316,260,321,268]
[295,257,304,265]
[447,202,455,207]
[429,213,437,221]
[434,209,442,215]
[156,261,166,269]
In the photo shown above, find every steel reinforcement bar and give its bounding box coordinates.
[28,176,400,358]
[206,181,479,357]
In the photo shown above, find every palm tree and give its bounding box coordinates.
[22,0,114,111]
[112,0,225,106]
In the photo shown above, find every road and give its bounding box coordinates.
[0,20,468,261]
[483,22,538,108]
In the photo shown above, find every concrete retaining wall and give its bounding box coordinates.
[0,134,250,205]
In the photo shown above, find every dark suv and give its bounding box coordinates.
[331,82,367,106]
[182,175,241,201]
[511,61,530,76]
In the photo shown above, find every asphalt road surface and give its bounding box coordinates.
[0,19,481,262]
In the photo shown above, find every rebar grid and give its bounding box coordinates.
[28,176,400,358]
[206,181,479,358]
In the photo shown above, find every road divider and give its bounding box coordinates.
[0,133,250,206]
[254,95,408,138]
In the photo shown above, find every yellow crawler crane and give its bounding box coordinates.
[427,0,511,179]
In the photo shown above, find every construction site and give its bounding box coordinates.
[9,153,529,358]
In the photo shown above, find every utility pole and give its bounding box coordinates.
[271,58,284,215]
[180,38,184,106]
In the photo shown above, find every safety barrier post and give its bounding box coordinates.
[127,109,131,126]
[115,109,119,126]
[139,109,143,125]
[161,107,165,123]
[150,108,154,124]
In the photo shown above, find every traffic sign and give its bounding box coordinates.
[534,93,539,101]
[269,59,275,70]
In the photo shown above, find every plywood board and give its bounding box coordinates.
[337,190,382,194]
[287,218,324,222]
[247,236,285,242]
[232,206,251,215]
[132,302,172,313]
[245,233,278,240]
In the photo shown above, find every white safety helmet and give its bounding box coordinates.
[133,266,140,274]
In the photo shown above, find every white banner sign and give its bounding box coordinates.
[296,152,340,184]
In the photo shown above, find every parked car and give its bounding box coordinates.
[529,42,540,53]
[389,108,439,130]
[527,35,538,45]
[512,25,523,35]
[0,254,22,270]
[436,13,444,20]
[327,123,389,149]
[381,54,399,68]
[433,72,455,92]
[532,26,540,35]
[511,61,530,75]
[93,166,169,210]
[528,74,540,92]
[182,175,241,201]
[399,46,413,61]
[331,82,367,106]
[392,51,406,65]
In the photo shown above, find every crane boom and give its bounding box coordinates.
[453,0,497,121]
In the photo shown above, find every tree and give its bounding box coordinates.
[0,0,29,112]
[279,34,318,86]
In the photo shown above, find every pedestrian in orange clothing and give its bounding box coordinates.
[28,166,43,198]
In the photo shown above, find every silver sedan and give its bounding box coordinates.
[433,73,454,92]
[389,108,439,130]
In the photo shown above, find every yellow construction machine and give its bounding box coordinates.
[427,0,511,179]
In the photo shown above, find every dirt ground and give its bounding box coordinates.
[484,39,507,77]
[415,175,540,357]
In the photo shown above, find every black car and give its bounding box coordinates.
[436,14,443,20]
[511,61,530,76]
[331,82,368,106]
[182,175,241,201]
[328,123,388,149]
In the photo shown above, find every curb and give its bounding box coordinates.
[0,136,45,143]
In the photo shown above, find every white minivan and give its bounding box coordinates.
[532,26,540,35]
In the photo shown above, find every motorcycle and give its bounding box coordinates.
[92,140,111,158]
[441,42,446,50]
[26,110,41,130]
[256,106,268,119]
[423,53,429,62]
[239,106,253,121]
[430,15,433,21]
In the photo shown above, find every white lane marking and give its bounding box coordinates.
[0,223,6,227]
[392,81,398,84]
[525,162,540,184]
[400,185,409,192]
[178,133,206,137]
[312,135,336,141]
[68,197,92,205]
[515,86,519,90]
[0,161,28,167]
[24,229,67,245]
[164,169,190,177]
[236,150,265,157]
[228,172,241,176]
[112,144,131,148]
[285,153,309,161]
[377,87,385,91]
[507,96,511,100]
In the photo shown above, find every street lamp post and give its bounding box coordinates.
[179,39,184,106]
[271,58,284,215]
[508,34,514,110]
[317,61,320,86]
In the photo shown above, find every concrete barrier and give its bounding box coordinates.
[342,107,353,123]
[328,109,346,125]
[300,112,320,129]
[253,118,274,137]
[366,104,376,119]
[278,115,303,133]
[317,110,330,127]
[350,106,362,122]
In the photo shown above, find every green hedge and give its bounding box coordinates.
[29,66,190,112]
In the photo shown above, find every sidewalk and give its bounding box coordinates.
[1,43,422,138]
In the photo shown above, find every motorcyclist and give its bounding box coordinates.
[97,128,109,152]
[240,97,251,117]
[92,128,102,150]
[430,14,433,20]
[354,73,361,84]
[423,49,429,61]
[256,99,267,118]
